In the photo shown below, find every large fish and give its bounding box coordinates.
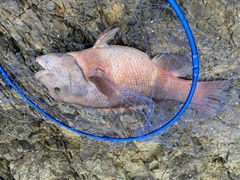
[35,27,230,117]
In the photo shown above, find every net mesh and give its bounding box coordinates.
[0,0,239,156]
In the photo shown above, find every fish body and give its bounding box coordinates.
[67,45,160,101]
[35,27,229,117]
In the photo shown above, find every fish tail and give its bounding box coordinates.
[190,80,231,117]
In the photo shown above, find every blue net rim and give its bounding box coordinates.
[0,0,199,142]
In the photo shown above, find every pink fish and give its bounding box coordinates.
[35,27,230,117]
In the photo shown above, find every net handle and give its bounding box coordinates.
[0,0,199,142]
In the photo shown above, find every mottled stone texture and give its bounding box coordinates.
[0,0,240,180]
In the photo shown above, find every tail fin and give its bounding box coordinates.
[190,80,231,117]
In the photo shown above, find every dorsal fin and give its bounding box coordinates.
[152,53,191,77]
[93,27,119,49]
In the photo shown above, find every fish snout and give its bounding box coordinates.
[35,55,49,70]
[35,55,42,64]
[35,56,40,62]
[36,54,57,70]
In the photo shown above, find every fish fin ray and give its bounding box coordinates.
[93,27,119,49]
[190,80,231,117]
[152,53,191,77]
[89,68,121,104]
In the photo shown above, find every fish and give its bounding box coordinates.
[35,27,230,117]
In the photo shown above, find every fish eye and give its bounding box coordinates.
[54,87,61,94]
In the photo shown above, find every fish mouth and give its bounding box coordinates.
[35,56,49,70]
[35,56,40,64]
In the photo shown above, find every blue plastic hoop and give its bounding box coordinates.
[0,0,199,142]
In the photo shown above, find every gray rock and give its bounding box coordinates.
[0,0,240,180]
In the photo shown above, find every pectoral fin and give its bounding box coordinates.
[93,27,119,48]
[89,68,121,104]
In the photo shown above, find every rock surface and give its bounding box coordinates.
[0,0,240,179]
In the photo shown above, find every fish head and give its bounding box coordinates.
[35,53,90,102]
